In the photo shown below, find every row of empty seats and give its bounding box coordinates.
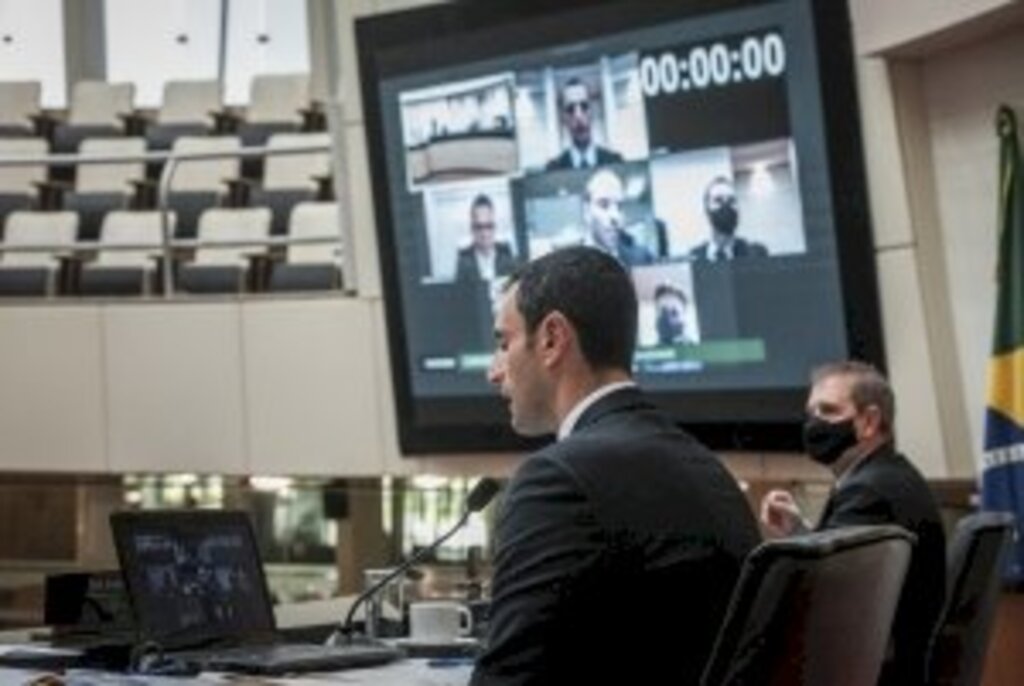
[1,131,332,242]
[0,76,340,298]
[0,203,342,297]
[0,75,322,151]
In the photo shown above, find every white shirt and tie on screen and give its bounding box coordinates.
[545,78,624,172]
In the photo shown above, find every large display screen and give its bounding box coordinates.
[357,0,884,453]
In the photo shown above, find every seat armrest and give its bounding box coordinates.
[56,253,86,295]
[312,174,335,201]
[225,178,255,207]
[32,180,72,209]
[118,111,149,136]
[300,102,327,132]
[211,109,242,134]
[29,111,61,139]
[130,179,159,209]
[247,252,275,292]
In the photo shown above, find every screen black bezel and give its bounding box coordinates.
[356,0,885,455]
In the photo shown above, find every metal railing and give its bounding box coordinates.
[0,142,347,297]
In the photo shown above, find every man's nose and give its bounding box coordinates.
[487,359,503,386]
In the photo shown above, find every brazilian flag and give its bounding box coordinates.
[982,105,1024,585]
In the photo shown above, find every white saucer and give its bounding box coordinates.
[390,636,479,649]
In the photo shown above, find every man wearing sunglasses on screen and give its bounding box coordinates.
[546,78,623,171]
[456,194,518,283]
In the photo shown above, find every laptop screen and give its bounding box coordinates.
[111,510,277,648]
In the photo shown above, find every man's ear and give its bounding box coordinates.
[858,404,883,440]
[537,311,573,365]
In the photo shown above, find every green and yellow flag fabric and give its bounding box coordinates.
[982,105,1024,584]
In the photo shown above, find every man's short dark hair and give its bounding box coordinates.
[470,194,494,215]
[508,246,637,372]
[703,175,735,210]
[654,282,687,305]
[811,360,895,434]
[560,76,587,99]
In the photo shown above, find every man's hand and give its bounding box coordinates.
[759,489,808,538]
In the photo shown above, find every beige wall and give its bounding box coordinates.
[1,0,1021,481]
[849,0,1024,476]
[921,26,1024,469]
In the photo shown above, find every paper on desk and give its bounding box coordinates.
[62,670,226,685]
[0,667,63,686]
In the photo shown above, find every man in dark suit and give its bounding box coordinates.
[471,247,760,685]
[580,168,654,267]
[760,361,946,686]
[545,78,623,171]
[689,176,769,261]
[654,282,697,346]
[456,194,517,282]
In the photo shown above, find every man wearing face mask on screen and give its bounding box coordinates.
[760,361,945,686]
[690,176,768,261]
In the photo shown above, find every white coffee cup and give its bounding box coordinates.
[408,601,473,643]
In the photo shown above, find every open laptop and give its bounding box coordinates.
[110,509,401,675]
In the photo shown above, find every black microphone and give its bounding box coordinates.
[465,476,500,514]
[327,477,501,645]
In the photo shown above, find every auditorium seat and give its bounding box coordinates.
[52,82,135,154]
[57,137,146,241]
[166,136,241,239]
[0,137,48,233]
[0,81,41,138]
[78,210,171,296]
[146,80,222,151]
[0,211,78,296]
[268,202,342,291]
[928,511,1016,686]
[178,206,271,293]
[234,74,311,149]
[245,132,331,235]
[701,525,914,686]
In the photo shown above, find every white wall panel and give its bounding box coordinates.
[242,298,385,475]
[332,0,375,124]
[104,0,221,107]
[225,0,311,105]
[0,0,67,106]
[876,249,949,477]
[855,58,915,249]
[344,123,381,297]
[0,306,105,471]
[103,303,246,474]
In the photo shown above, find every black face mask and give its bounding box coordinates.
[708,205,738,236]
[802,417,858,465]
[656,307,683,344]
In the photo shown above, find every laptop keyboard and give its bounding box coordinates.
[189,641,403,675]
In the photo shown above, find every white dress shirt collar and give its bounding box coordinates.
[557,380,636,441]
[474,249,496,281]
[570,143,598,169]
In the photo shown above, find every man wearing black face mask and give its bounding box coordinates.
[760,361,945,686]
[654,282,695,346]
[689,176,768,262]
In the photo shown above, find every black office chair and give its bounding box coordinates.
[928,511,1017,686]
[701,525,915,686]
